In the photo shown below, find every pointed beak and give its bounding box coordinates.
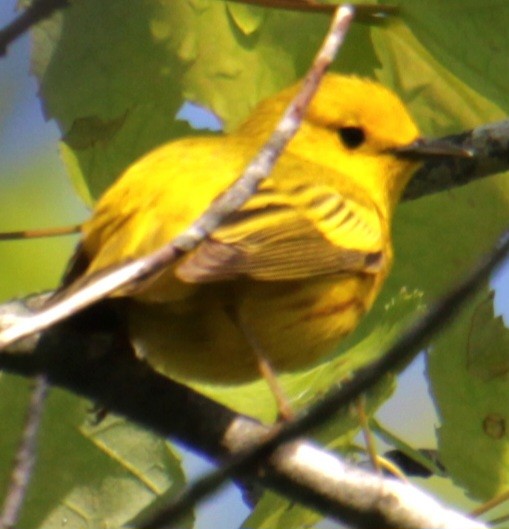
[392,137,475,159]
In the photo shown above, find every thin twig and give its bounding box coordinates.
[0,5,356,351]
[470,487,509,517]
[227,0,334,12]
[136,226,509,529]
[0,375,48,529]
[0,225,81,241]
[224,0,398,18]
[0,0,69,57]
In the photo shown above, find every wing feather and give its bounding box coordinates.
[177,181,386,282]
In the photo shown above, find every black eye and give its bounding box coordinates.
[337,127,365,149]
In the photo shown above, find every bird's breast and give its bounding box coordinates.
[237,271,381,373]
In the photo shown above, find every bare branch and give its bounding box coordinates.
[140,426,485,529]
[0,306,486,529]
[0,0,69,57]
[0,224,81,241]
[406,120,509,200]
[2,222,506,528]
[0,4,356,351]
[0,375,48,529]
[135,226,509,529]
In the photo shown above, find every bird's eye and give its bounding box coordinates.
[337,127,365,149]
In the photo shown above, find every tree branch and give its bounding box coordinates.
[2,223,507,528]
[223,0,398,18]
[0,305,486,529]
[405,120,509,200]
[0,0,69,57]
[0,375,48,529]
[0,0,397,60]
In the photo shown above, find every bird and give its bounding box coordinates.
[61,74,467,411]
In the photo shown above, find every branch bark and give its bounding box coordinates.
[0,0,396,60]
[0,375,48,529]
[0,0,68,57]
[405,120,509,200]
[0,303,486,529]
[3,220,507,529]
[224,0,398,18]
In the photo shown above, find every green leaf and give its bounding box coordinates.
[372,16,505,136]
[0,375,188,528]
[399,0,509,116]
[226,3,267,36]
[428,290,509,501]
[31,0,380,201]
[242,490,322,529]
[464,292,509,382]
[31,0,185,201]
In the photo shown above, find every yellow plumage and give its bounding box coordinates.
[73,75,425,384]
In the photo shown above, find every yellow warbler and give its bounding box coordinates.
[66,74,463,385]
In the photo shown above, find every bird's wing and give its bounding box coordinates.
[176,180,386,282]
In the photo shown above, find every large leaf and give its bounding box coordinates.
[31,0,187,202]
[0,375,188,529]
[30,0,379,202]
[401,0,509,116]
[428,290,509,501]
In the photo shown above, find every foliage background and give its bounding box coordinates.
[1,1,509,527]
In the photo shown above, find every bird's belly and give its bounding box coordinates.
[238,274,377,372]
[128,274,379,384]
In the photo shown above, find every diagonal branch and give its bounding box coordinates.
[2,220,505,528]
[223,0,398,18]
[405,120,509,200]
[2,113,508,350]
[134,226,509,529]
[1,341,481,529]
[0,375,48,529]
[0,0,69,57]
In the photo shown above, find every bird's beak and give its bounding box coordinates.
[392,137,474,159]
